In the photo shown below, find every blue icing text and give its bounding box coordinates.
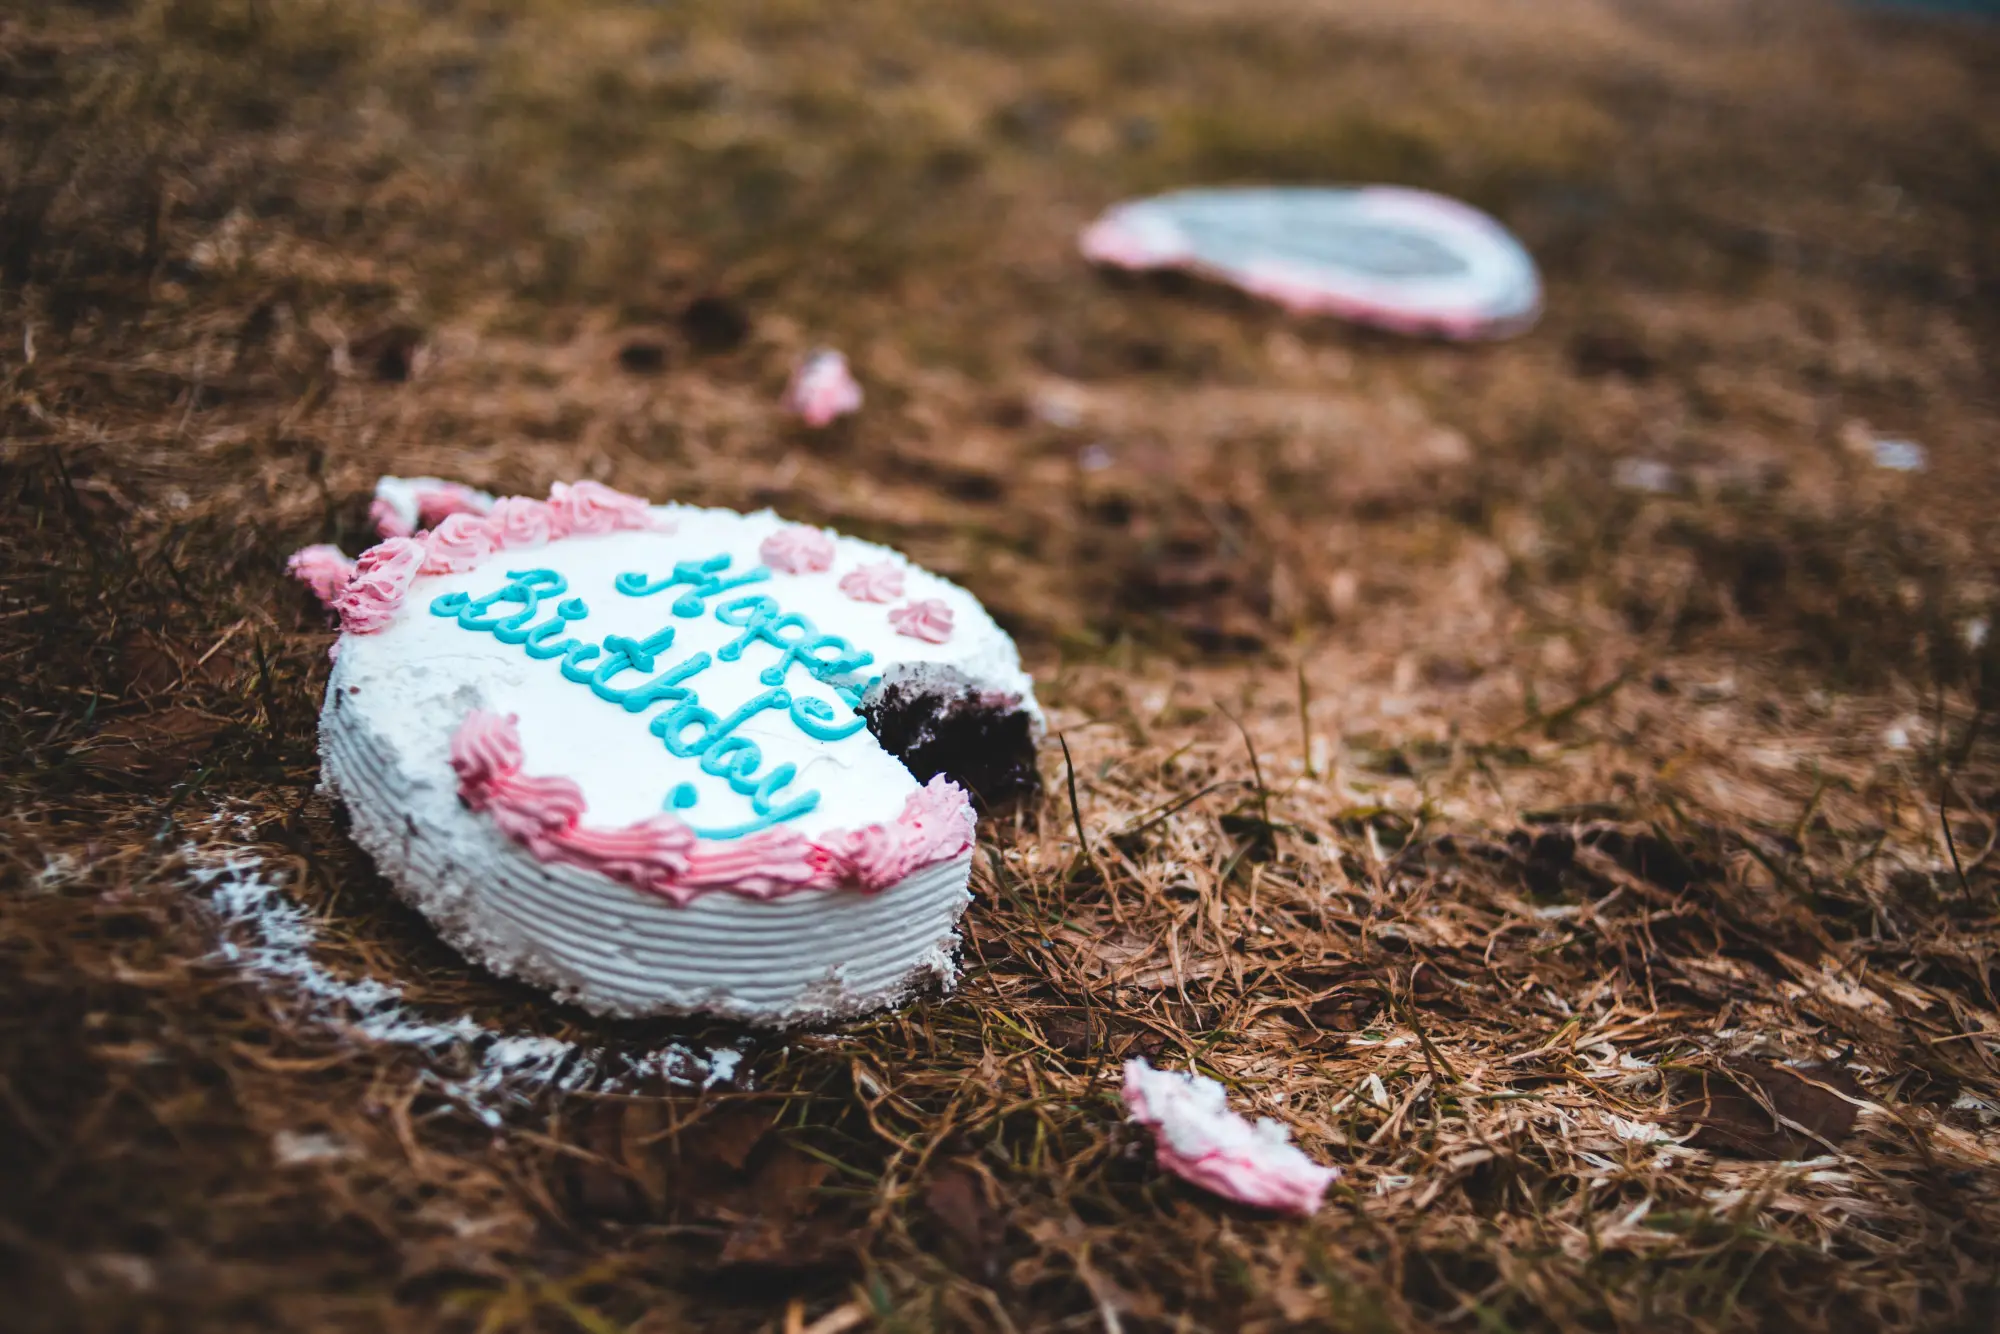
[430,556,882,839]
[620,553,883,709]
[614,554,770,617]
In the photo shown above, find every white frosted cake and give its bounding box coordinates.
[287,478,1041,1024]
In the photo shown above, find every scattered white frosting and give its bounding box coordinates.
[178,829,748,1125]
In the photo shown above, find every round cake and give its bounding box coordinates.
[288,478,1041,1025]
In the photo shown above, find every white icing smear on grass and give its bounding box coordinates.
[180,830,748,1123]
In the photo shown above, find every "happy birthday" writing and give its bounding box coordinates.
[429,552,881,840]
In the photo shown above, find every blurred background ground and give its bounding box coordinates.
[3,1,1999,1330]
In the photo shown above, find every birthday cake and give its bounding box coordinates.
[288,478,1040,1024]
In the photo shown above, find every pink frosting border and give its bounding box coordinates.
[370,480,493,539]
[289,481,666,630]
[286,544,356,605]
[450,710,975,904]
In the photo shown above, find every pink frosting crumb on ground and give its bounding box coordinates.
[1121,1057,1337,1216]
[448,711,975,904]
[286,544,357,607]
[837,560,906,604]
[783,349,864,428]
[759,524,837,575]
[289,480,666,635]
[888,597,954,643]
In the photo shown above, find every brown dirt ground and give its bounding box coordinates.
[4,1,2000,1330]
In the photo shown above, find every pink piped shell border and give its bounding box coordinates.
[369,480,492,539]
[293,480,667,633]
[287,544,357,605]
[292,491,960,648]
[450,711,975,904]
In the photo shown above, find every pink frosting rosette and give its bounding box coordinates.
[420,513,503,575]
[549,480,657,536]
[370,480,493,539]
[811,777,975,888]
[286,544,357,607]
[838,560,905,604]
[759,525,836,575]
[889,598,954,644]
[367,498,413,540]
[487,495,565,548]
[292,479,669,637]
[811,823,906,888]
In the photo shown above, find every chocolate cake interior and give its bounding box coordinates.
[860,666,1041,811]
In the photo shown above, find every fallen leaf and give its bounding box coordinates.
[120,639,183,698]
[1301,993,1379,1033]
[1042,1009,1100,1059]
[1683,1059,1862,1159]
[751,1141,831,1213]
[715,1144,841,1270]
[688,1102,777,1171]
[926,1164,1003,1278]
[81,708,226,781]
[568,1100,649,1221]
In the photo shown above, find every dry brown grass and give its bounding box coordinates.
[4,1,1999,1330]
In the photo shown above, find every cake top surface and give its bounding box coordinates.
[337,502,1029,838]
[308,480,1038,903]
